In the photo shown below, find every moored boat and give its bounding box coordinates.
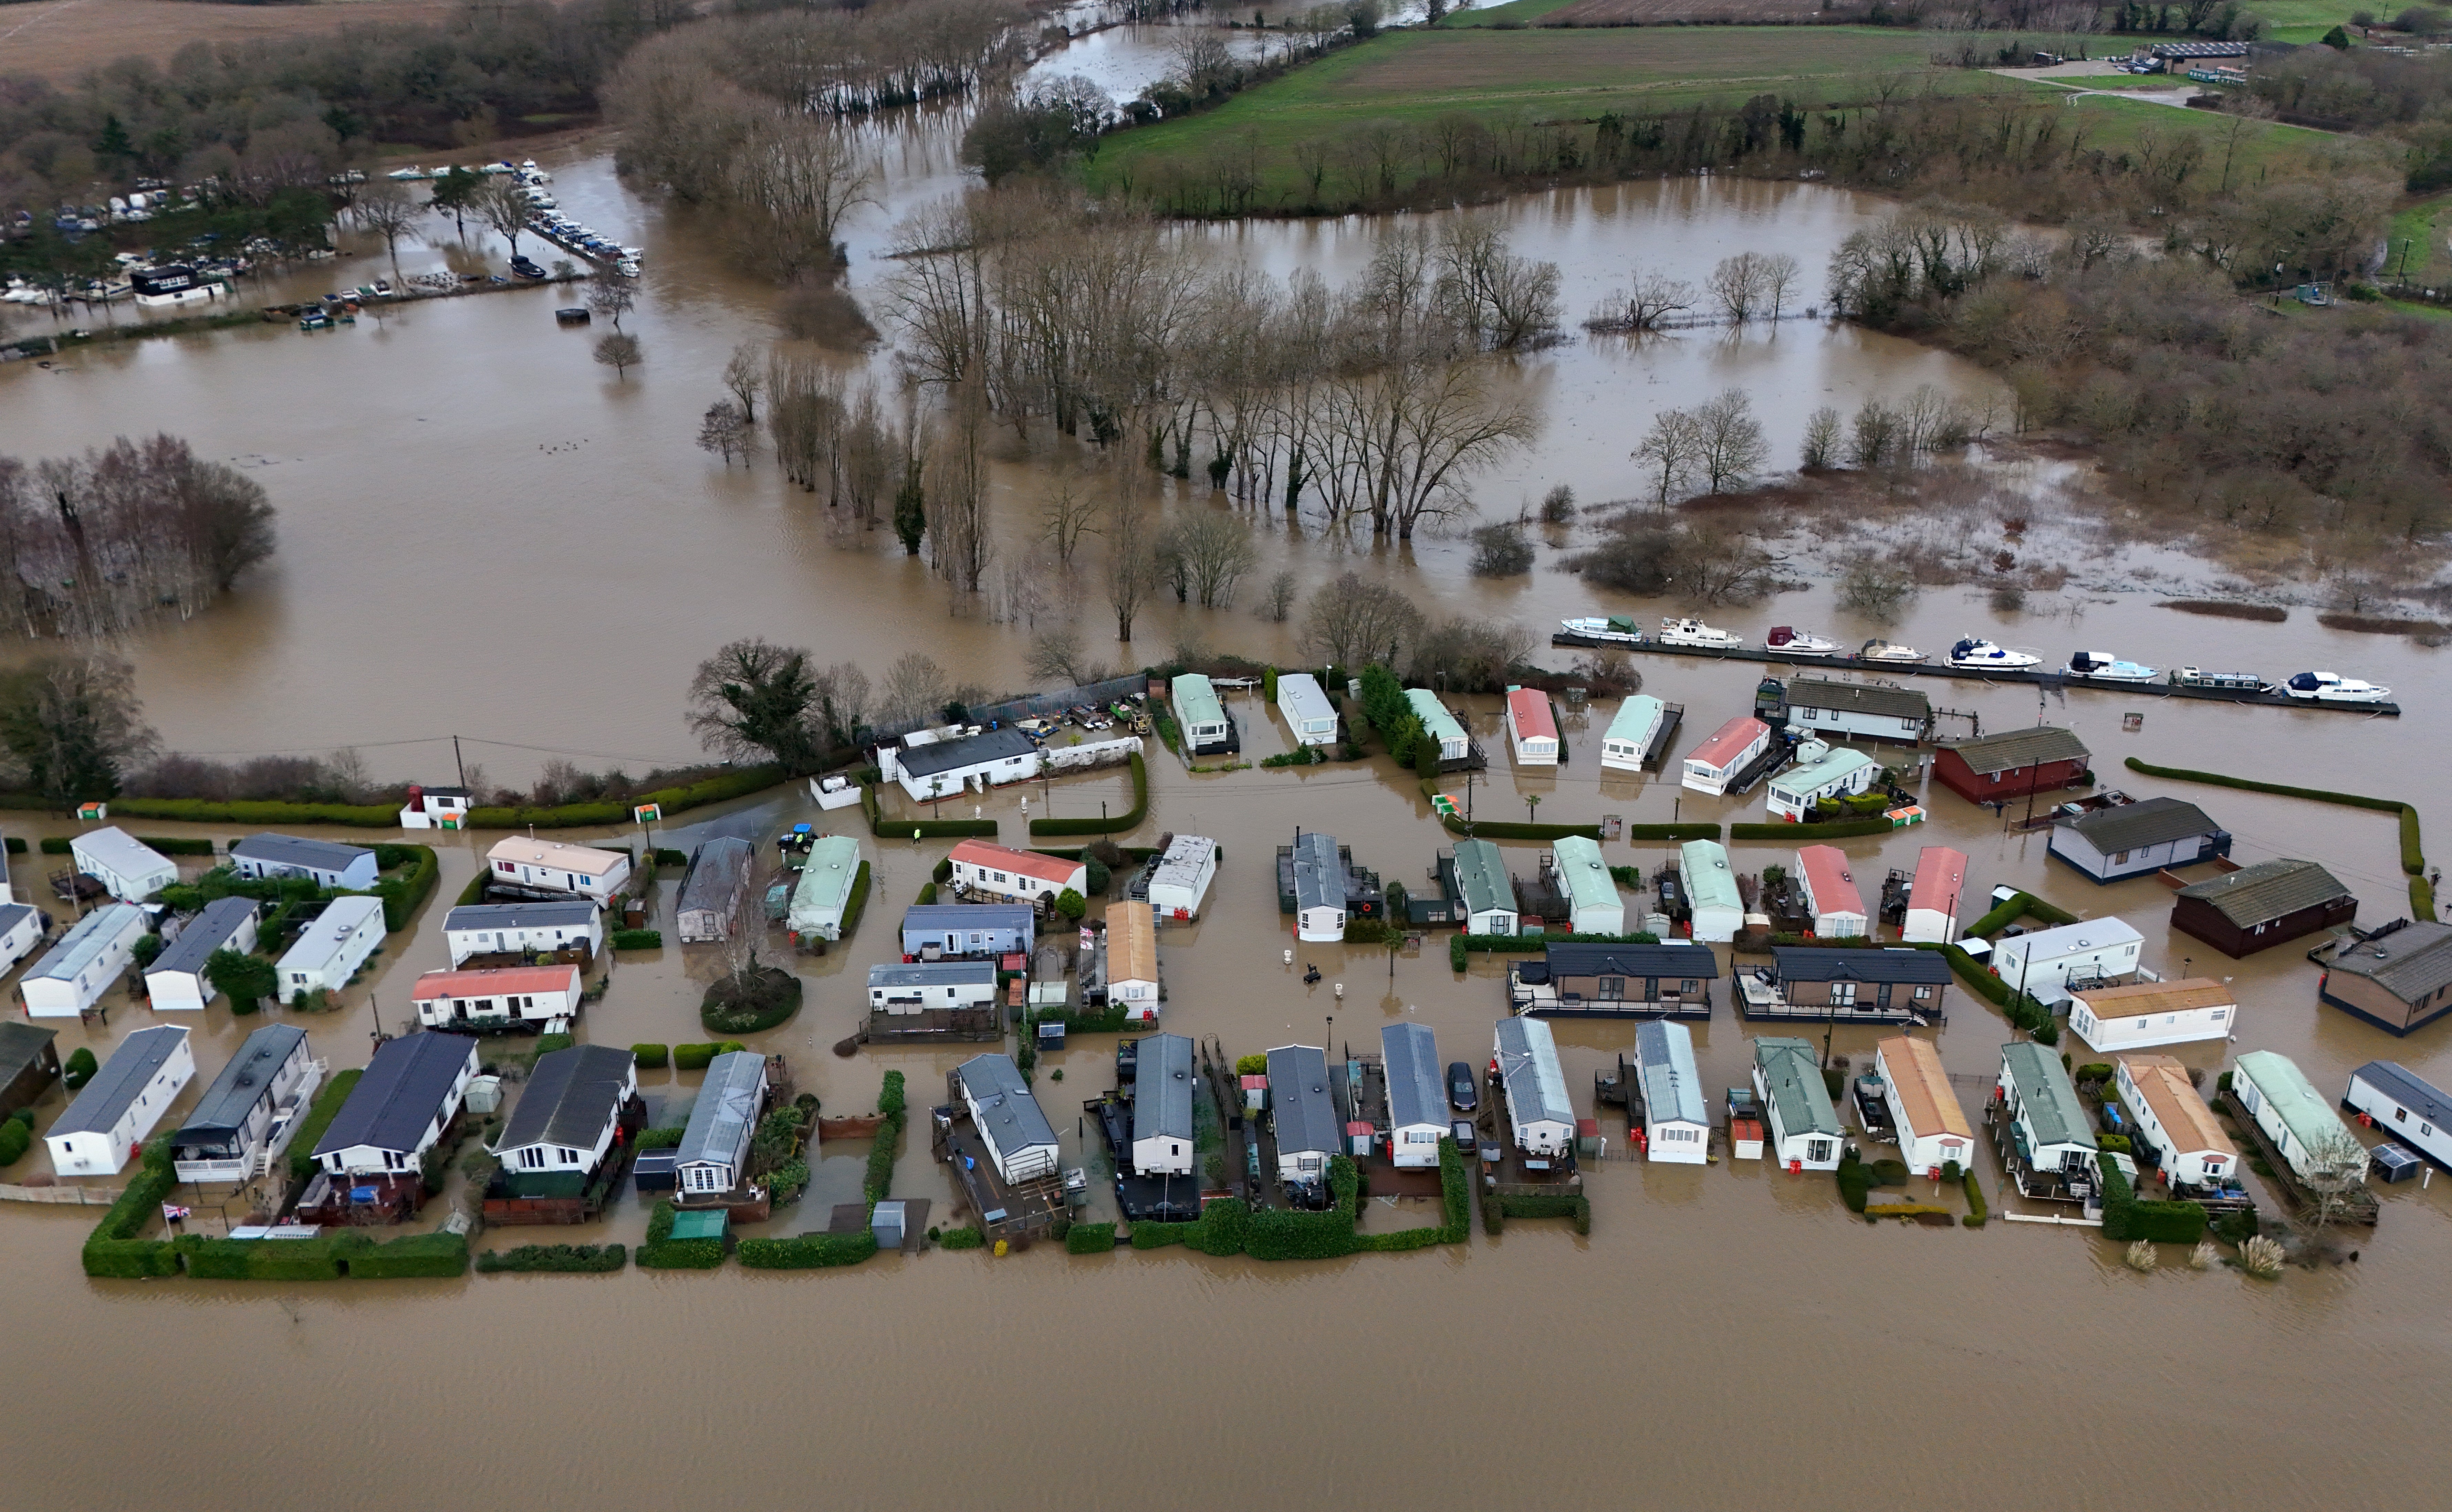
[1858,639,1925,664]
[1659,617,1743,649]
[1561,616,1645,644]
[2284,671,2391,703]
[2068,651,2158,682]
[1947,637,2041,671]
[1766,626,1841,656]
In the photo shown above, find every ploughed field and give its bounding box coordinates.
[0,0,468,81]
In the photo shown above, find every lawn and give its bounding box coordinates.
[2387,193,2451,285]
[2041,91,2338,182]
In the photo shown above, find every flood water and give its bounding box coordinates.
[4,23,2452,1510]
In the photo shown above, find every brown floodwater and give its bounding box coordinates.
[4,56,2452,1509]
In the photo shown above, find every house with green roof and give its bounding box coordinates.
[1677,839,1744,943]
[1751,1037,1842,1170]
[1404,687,1471,764]
[1550,837,1623,935]
[2233,1050,2364,1183]
[1995,1041,2099,1200]
[1442,839,1519,935]
[1171,673,1234,755]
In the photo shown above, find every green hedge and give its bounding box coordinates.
[1916,943,2059,1044]
[1450,930,1659,970]
[637,1126,685,1149]
[1620,823,1722,841]
[1355,1137,1474,1251]
[183,1230,467,1280]
[286,1068,364,1183]
[81,1136,183,1278]
[1964,890,2079,938]
[861,780,998,839]
[477,1243,627,1273]
[363,843,439,931]
[1963,1170,1988,1228]
[937,1225,987,1250]
[2097,1153,2208,1245]
[135,835,217,856]
[1132,1196,1251,1254]
[2123,755,2430,913]
[637,1199,725,1270]
[914,881,937,905]
[39,836,68,854]
[632,1043,670,1070]
[700,968,803,1035]
[837,860,872,940]
[347,1231,471,1278]
[456,868,491,907]
[1729,818,1897,841]
[611,928,662,950]
[738,1231,880,1268]
[1439,818,1603,841]
[467,765,787,831]
[1030,752,1149,836]
[1495,1191,1592,1234]
[673,1043,720,1071]
[1065,1221,1119,1253]
[107,798,399,827]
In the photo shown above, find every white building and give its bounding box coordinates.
[397,783,472,830]
[1599,695,1670,772]
[869,959,997,1013]
[1107,901,1160,1021]
[1496,1018,1576,1157]
[2067,978,2236,1052]
[0,901,45,979]
[1634,1019,1708,1164]
[1875,1035,1972,1176]
[230,833,379,891]
[409,964,584,1030]
[1382,1022,1447,1170]
[1795,845,1868,938]
[1996,1041,2098,1183]
[21,902,148,1018]
[1901,847,1966,944]
[1145,834,1218,921]
[46,1024,195,1177]
[71,827,178,901]
[2047,797,2229,884]
[956,1052,1060,1184]
[1131,1032,1197,1177]
[2345,1061,2452,1172]
[1448,839,1520,936]
[443,901,604,966]
[1276,672,1339,746]
[1286,832,1350,943]
[491,1044,637,1185]
[485,836,632,904]
[142,896,260,1012]
[788,835,862,942]
[1550,836,1623,935]
[1504,688,1558,766]
[276,894,386,998]
[1681,715,1770,796]
[2116,1054,2236,1188]
[311,1031,479,1178]
[676,1050,769,1196]
[170,1024,320,1183]
[1406,688,1471,764]
[1173,674,1234,755]
[1781,677,1928,745]
[2232,1050,2361,1184]
[674,836,754,944]
[1752,1037,1842,1171]
[1266,1044,1341,1189]
[880,726,1043,803]
[947,839,1085,905]
[1989,918,2145,1006]
[1764,745,1877,822]
[1679,839,1744,944]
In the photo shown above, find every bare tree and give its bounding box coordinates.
[1040,480,1100,567]
[810,660,872,747]
[2299,1127,2375,1231]
[1169,512,1259,608]
[1838,559,1918,622]
[474,179,531,259]
[1106,464,1156,643]
[1299,571,1423,669]
[1026,626,1107,687]
[586,268,637,329]
[1633,409,1700,508]
[1257,569,1297,622]
[698,400,751,466]
[1683,529,1779,605]
[879,652,951,728]
[929,380,993,594]
[1691,389,1768,494]
[1709,252,1771,323]
[1800,406,1842,470]
[723,343,764,424]
[1761,252,1802,320]
[593,333,643,379]
[352,180,419,275]
[1589,271,1696,332]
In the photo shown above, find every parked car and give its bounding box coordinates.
[1447,1061,1479,1114]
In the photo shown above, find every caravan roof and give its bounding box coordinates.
[1754,1037,1840,1139]
[1635,1020,1707,1126]
[1506,689,1557,741]
[1405,689,1468,748]
[1604,695,1666,748]
[27,903,145,986]
[1679,840,1742,914]
[1451,839,1513,918]
[1382,1022,1444,1132]
[1552,837,1617,913]
[177,1024,306,1141]
[1266,1044,1340,1156]
[1496,1018,1574,1128]
[52,1026,189,1137]
[1133,1033,1196,1146]
[1172,673,1225,728]
[146,896,259,981]
[677,1051,766,1170]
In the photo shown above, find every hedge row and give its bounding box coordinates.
[1491,1191,1593,1235]
[364,843,439,931]
[1130,1149,1470,1259]
[937,1225,987,1250]
[81,1137,182,1278]
[1449,930,1659,970]
[286,1068,364,1183]
[136,835,217,855]
[860,780,999,839]
[1917,942,2058,1044]
[637,1199,725,1270]
[738,1231,880,1269]
[107,798,400,827]
[476,1243,627,1273]
[1965,889,2079,938]
[1030,752,1149,836]
[1620,823,1724,842]
[671,1041,747,1071]
[2122,755,2430,915]
[1065,1221,1119,1253]
[1963,1171,1988,1228]
[1438,818,1603,841]
[637,1125,685,1148]
[1131,1197,1250,1254]
[2097,1153,2208,1244]
[836,860,873,940]
[467,765,787,830]
[1354,1137,1473,1251]
[611,928,662,950]
[865,1072,907,1204]
[1728,818,1897,841]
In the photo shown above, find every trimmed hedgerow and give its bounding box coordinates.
[108,798,397,827]
[477,1243,627,1273]
[1030,752,1149,836]
[135,836,217,856]
[836,860,873,941]
[347,1231,471,1278]
[612,928,663,950]
[2097,1153,2208,1244]
[862,781,998,839]
[1963,1171,1989,1228]
[81,1136,182,1278]
[937,1225,987,1250]
[1913,942,2058,1044]
[1729,818,1898,841]
[1065,1221,1119,1253]
[1495,1192,1591,1234]
[637,1200,724,1270]
[2123,755,2429,912]
[1451,930,1660,971]
[637,1126,685,1149]
[468,765,787,831]
[632,1043,670,1070]
[738,1231,880,1269]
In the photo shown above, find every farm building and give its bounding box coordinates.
[0,1021,60,1120]
[409,964,583,1031]
[2345,1061,2452,1173]
[880,725,1042,803]
[1764,745,1878,822]
[1633,1020,1708,1164]
[1744,946,1950,1024]
[2319,919,2452,1035]
[142,896,260,1012]
[2232,1050,2363,1185]
[1507,940,1714,1017]
[45,1025,195,1177]
[1681,715,1770,796]
[946,839,1084,905]
[485,836,632,904]
[786,834,862,942]
[1107,900,1160,1021]
[1780,678,1929,745]
[1496,1017,1576,1158]
[1989,918,2144,1006]
[170,1023,320,1183]
[1679,839,1744,944]
[676,1050,769,1196]
[21,902,149,1019]
[1995,1041,2099,1189]
[958,1052,1061,1184]
[1599,694,1673,772]
[1504,687,1558,766]
[1901,847,1967,944]
[311,1030,479,1178]
[490,1044,639,1195]
[675,837,755,943]
[2115,1055,2235,1190]
[1932,726,2090,807]
[71,827,178,902]
[1173,673,1235,755]
[1382,1022,1447,1169]
[2047,797,2230,883]
[1131,1032,1197,1177]
[1265,1044,1340,1194]
[275,894,386,997]
[1548,837,1623,935]
[1284,832,1353,943]
[1795,845,1868,938]
[1144,834,1219,920]
[900,904,1034,960]
[1275,672,1339,746]
[869,959,997,1013]
[1406,688,1471,764]
[2172,858,2357,958]
[397,784,471,830]
[444,901,603,966]
[1873,1036,1971,1176]
[2066,978,2235,1052]
[1752,1037,1842,1171]
[230,833,378,891]
[1448,839,1520,935]
[0,902,40,979]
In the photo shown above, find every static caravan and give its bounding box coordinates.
[1276,672,1339,747]
[1932,726,2091,806]
[2232,1050,2363,1184]
[1995,1041,2099,1183]
[675,837,755,943]
[946,839,1085,905]
[1509,940,1714,1016]
[1504,688,1559,767]
[0,902,41,978]
[1782,678,1929,745]
[45,1025,195,1177]
[170,1023,320,1183]
[142,896,260,1012]
[1989,918,2144,1007]
[0,1022,61,1121]
[900,904,1034,960]
[1108,900,1160,1021]
[1286,832,1350,943]
[21,902,148,1018]
[409,964,584,1031]
[1795,846,1868,938]
[1406,689,1471,764]
[1901,847,1967,944]
[1764,746,1878,822]
[2115,1054,2235,1188]
[1679,839,1745,944]
[1599,695,1669,773]
[2173,858,2357,959]
[1633,1020,1709,1163]
[2067,978,2235,1052]
[230,833,379,892]
[1382,1022,1447,1169]
[1753,1037,1843,1170]
[71,827,178,902]
[960,1052,1062,1185]
[2319,918,2452,1035]
[276,894,386,997]
[444,901,604,966]
[1173,673,1234,755]
[485,836,632,905]
[676,1051,769,1196]
[1550,837,1624,935]
[869,960,997,1013]
[2047,797,2229,884]
[312,1030,479,1178]
[1145,834,1219,921]
[787,834,862,942]
[1874,1035,1972,1176]
[1450,839,1520,935]
[1131,1033,1197,1177]
[2345,1061,2452,1172]
[882,726,1042,803]
[1681,716,1770,796]
[490,1044,638,1193]
[1265,1044,1340,1193]
[1496,1017,1576,1157]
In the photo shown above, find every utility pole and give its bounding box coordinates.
[453,734,467,789]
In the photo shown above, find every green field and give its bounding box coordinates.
[2389,194,2451,285]
[1437,0,1586,25]
[2050,92,2337,181]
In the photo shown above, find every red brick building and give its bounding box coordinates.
[1931,726,2091,806]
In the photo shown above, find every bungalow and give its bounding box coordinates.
[676,1050,769,1196]
[1173,673,1235,755]
[1599,694,1674,772]
[1679,839,1744,944]
[675,837,754,943]
[881,725,1043,804]
[444,900,604,966]
[45,1025,195,1176]
[1449,839,1520,935]
[1283,832,1352,943]
[1550,837,1623,935]
[491,1044,639,1194]
[1989,917,2144,1006]
[2047,797,2230,883]
[1795,845,1868,938]
[1497,1017,1577,1157]
[1753,1037,1843,1170]
[1932,726,2090,807]
[1632,1019,1709,1164]
[0,901,41,978]
[957,1051,1061,1184]
[2232,1050,2363,1185]
[1265,1044,1341,1192]
[397,783,471,830]
[869,959,998,1013]
[1681,715,1770,796]
[1781,677,1929,745]
[2066,977,2235,1052]
[2116,1054,2236,1189]
[1507,939,1715,1017]
[2172,858,2357,958]
[484,836,632,905]
[1108,900,1160,1021]
[0,1021,60,1119]
[276,894,386,998]
[21,902,149,1019]
[1995,1041,2099,1191]
[947,839,1085,905]
[1131,1032,1197,1177]
[1874,1035,1972,1176]
[786,834,862,942]
[1901,847,1967,944]
[1743,946,1951,1024]
[409,964,583,1031]
[2344,1061,2452,1173]
[900,904,1035,960]
[1503,687,1559,766]
[1144,834,1219,921]
[142,896,259,1012]
[311,1030,479,1177]
[71,827,178,902]
[2319,918,2452,1035]
[1382,1022,1447,1169]
[170,1023,321,1183]
[1276,672,1339,746]
[230,832,379,892]
[1764,745,1878,822]
[1405,688,1472,764]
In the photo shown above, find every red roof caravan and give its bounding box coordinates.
[1796,845,1868,938]
[1903,847,1968,943]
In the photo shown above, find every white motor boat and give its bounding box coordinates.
[1948,637,2041,671]
[2068,651,2159,682]
[1561,616,1645,644]
[1766,626,1841,656]
[1659,617,1743,649]
[386,166,427,180]
[2285,671,2392,703]
[1858,640,1926,664]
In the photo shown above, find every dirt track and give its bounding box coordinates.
[0,0,466,81]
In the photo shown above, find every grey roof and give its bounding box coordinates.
[52,1026,189,1136]
[1266,1044,1340,1156]
[445,901,598,932]
[314,1032,475,1157]
[176,1024,307,1140]
[901,904,1035,937]
[1785,678,1930,721]
[2061,796,2218,853]
[1772,946,1953,986]
[497,1044,633,1152]
[1149,835,1216,894]
[2350,1061,2452,1127]
[677,1051,766,1170]
[1544,941,1718,977]
[1497,1018,1576,1128]
[1451,839,1515,918]
[957,1052,1059,1159]
[1291,832,1346,915]
[0,1020,56,1078]
[231,832,373,871]
[1132,1033,1196,1145]
[147,896,260,981]
[0,902,34,943]
[2177,858,2353,927]
[1754,1037,1840,1140]
[1634,1020,1705,1126]
[676,837,753,914]
[1940,725,2090,775]
[2000,1041,2095,1151]
[868,960,996,989]
[27,902,146,985]
[71,827,172,880]
[2326,920,2452,1002]
[1382,1022,1445,1132]
[896,726,1037,782]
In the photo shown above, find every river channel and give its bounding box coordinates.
[3,19,2450,1511]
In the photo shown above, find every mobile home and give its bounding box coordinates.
[2047,797,2229,883]
[676,1050,769,1196]
[1173,673,1234,755]
[1633,1020,1709,1163]
[1131,1033,1197,1177]
[0,1022,60,1121]
[868,960,997,1013]
[2116,1054,2236,1188]
[2172,858,2356,958]
[311,1030,478,1178]
[141,896,259,1012]
[1144,834,1219,921]
[170,1023,320,1183]
[21,902,148,1018]
[1874,1035,1972,1176]
[1405,689,1471,764]
[409,964,584,1031]
[1995,1041,2099,1187]
[786,834,862,942]
[230,833,378,892]
[2319,918,2452,1035]
[2345,1061,2452,1172]
[1901,847,1966,944]
[275,894,385,997]
[899,904,1034,960]
[1504,688,1559,766]
[484,836,632,904]
[1107,900,1160,1021]
[490,1044,638,1195]
[1382,1022,1447,1169]
[881,726,1041,802]
[2066,978,2235,1052]
[71,827,178,902]
[0,903,41,979]
[1764,746,1877,822]
[2232,1050,2362,1184]
[1679,839,1745,945]
[443,901,604,966]
[675,837,755,944]
[1752,1037,1842,1170]
[1781,678,1928,745]
[1550,836,1623,935]
[1496,1017,1576,1157]
[1795,845,1868,938]
[1265,1044,1340,1192]
[1681,716,1770,796]
[45,1025,195,1176]
[1285,832,1350,943]
[1275,672,1339,747]
[1449,839,1520,935]
[1599,694,1670,773]
[1988,918,2144,1006]
[946,839,1085,905]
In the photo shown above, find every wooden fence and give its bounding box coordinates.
[0,1182,122,1205]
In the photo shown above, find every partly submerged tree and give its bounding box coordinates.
[685,639,823,772]
[0,654,159,808]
